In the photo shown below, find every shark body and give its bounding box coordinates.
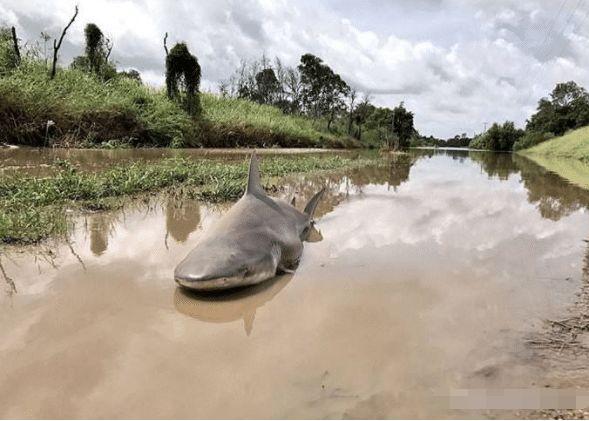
[174,153,324,291]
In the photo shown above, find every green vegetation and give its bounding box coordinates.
[0,155,379,244]
[470,121,524,151]
[0,62,194,147]
[521,126,589,162]
[513,131,553,151]
[165,42,201,115]
[526,81,589,137]
[0,61,355,148]
[0,22,354,149]
[517,126,589,189]
[220,54,420,149]
[2,14,452,150]
[200,94,355,148]
[410,133,471,148]
[475,81,589,152]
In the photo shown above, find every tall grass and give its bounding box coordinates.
[0,61,353,148]
[200,94,350,148]
[0,62,193,146]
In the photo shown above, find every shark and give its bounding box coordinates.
[174,152,324,291]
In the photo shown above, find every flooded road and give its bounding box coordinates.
[1,150,589,418]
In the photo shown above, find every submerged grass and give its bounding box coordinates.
[0,155,378,244]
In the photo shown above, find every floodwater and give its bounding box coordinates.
[1,149,589,418]
[0,146,345,176]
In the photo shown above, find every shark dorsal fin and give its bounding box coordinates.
[245,152,265,196]
[304,188,325,218]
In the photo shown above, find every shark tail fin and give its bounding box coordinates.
[304,188,325,219]
[245,152,265,196]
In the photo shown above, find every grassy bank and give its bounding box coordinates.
[522,126,589,162]
[0,62,352,149]
[0,155,378,244]
[519,126,589,189]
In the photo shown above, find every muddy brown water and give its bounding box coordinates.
[1,149,589,418]
[0,147,347,176]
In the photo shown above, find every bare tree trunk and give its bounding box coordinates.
[105,38,113,61]
[163,32,169,57]
[11,27,21,66]
[50,5,78,79]
[347,88,356,135]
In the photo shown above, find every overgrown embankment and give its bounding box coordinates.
[0,155,378,244]
[0,63,353,149]
[519,126,589,189]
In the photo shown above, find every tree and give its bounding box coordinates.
[10,27,20,66]
[298,53,349,130]
[0,27,19,71]
[470,121,524,151]
[254,67,281,105]
[220,55,303,114]
[283,66,302,113]
[119,69,142,83]
[51,5,78,79]
[165,42,201,115]
[527,81,589,136]
[71,23,114,78]
[347,88,357,136]
[364,106,394,147]
[325,73,349,131]
[298,53,324,118]
[352,94,374,141]
[391,102,415,149]
[84,23,106,73]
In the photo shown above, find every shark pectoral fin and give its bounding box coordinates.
[243,309,256,336]
[304,188,326,218]
[245,152,265,197]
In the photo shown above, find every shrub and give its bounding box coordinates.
[513,131,553,151]
[468,121,524,151]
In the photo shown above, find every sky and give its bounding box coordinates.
[2,0,589,138]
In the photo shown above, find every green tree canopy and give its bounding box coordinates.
[470,121,524,151]
[298,53,349,129]
[254,67,281,104]
[527,81,589,136]
[0,27,19,72]
[392,102,415,149]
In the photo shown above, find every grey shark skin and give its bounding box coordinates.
[174,153,324,291]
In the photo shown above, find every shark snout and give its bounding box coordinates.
[174,264,248,291]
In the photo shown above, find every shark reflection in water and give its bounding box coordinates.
[174,274,294,335]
